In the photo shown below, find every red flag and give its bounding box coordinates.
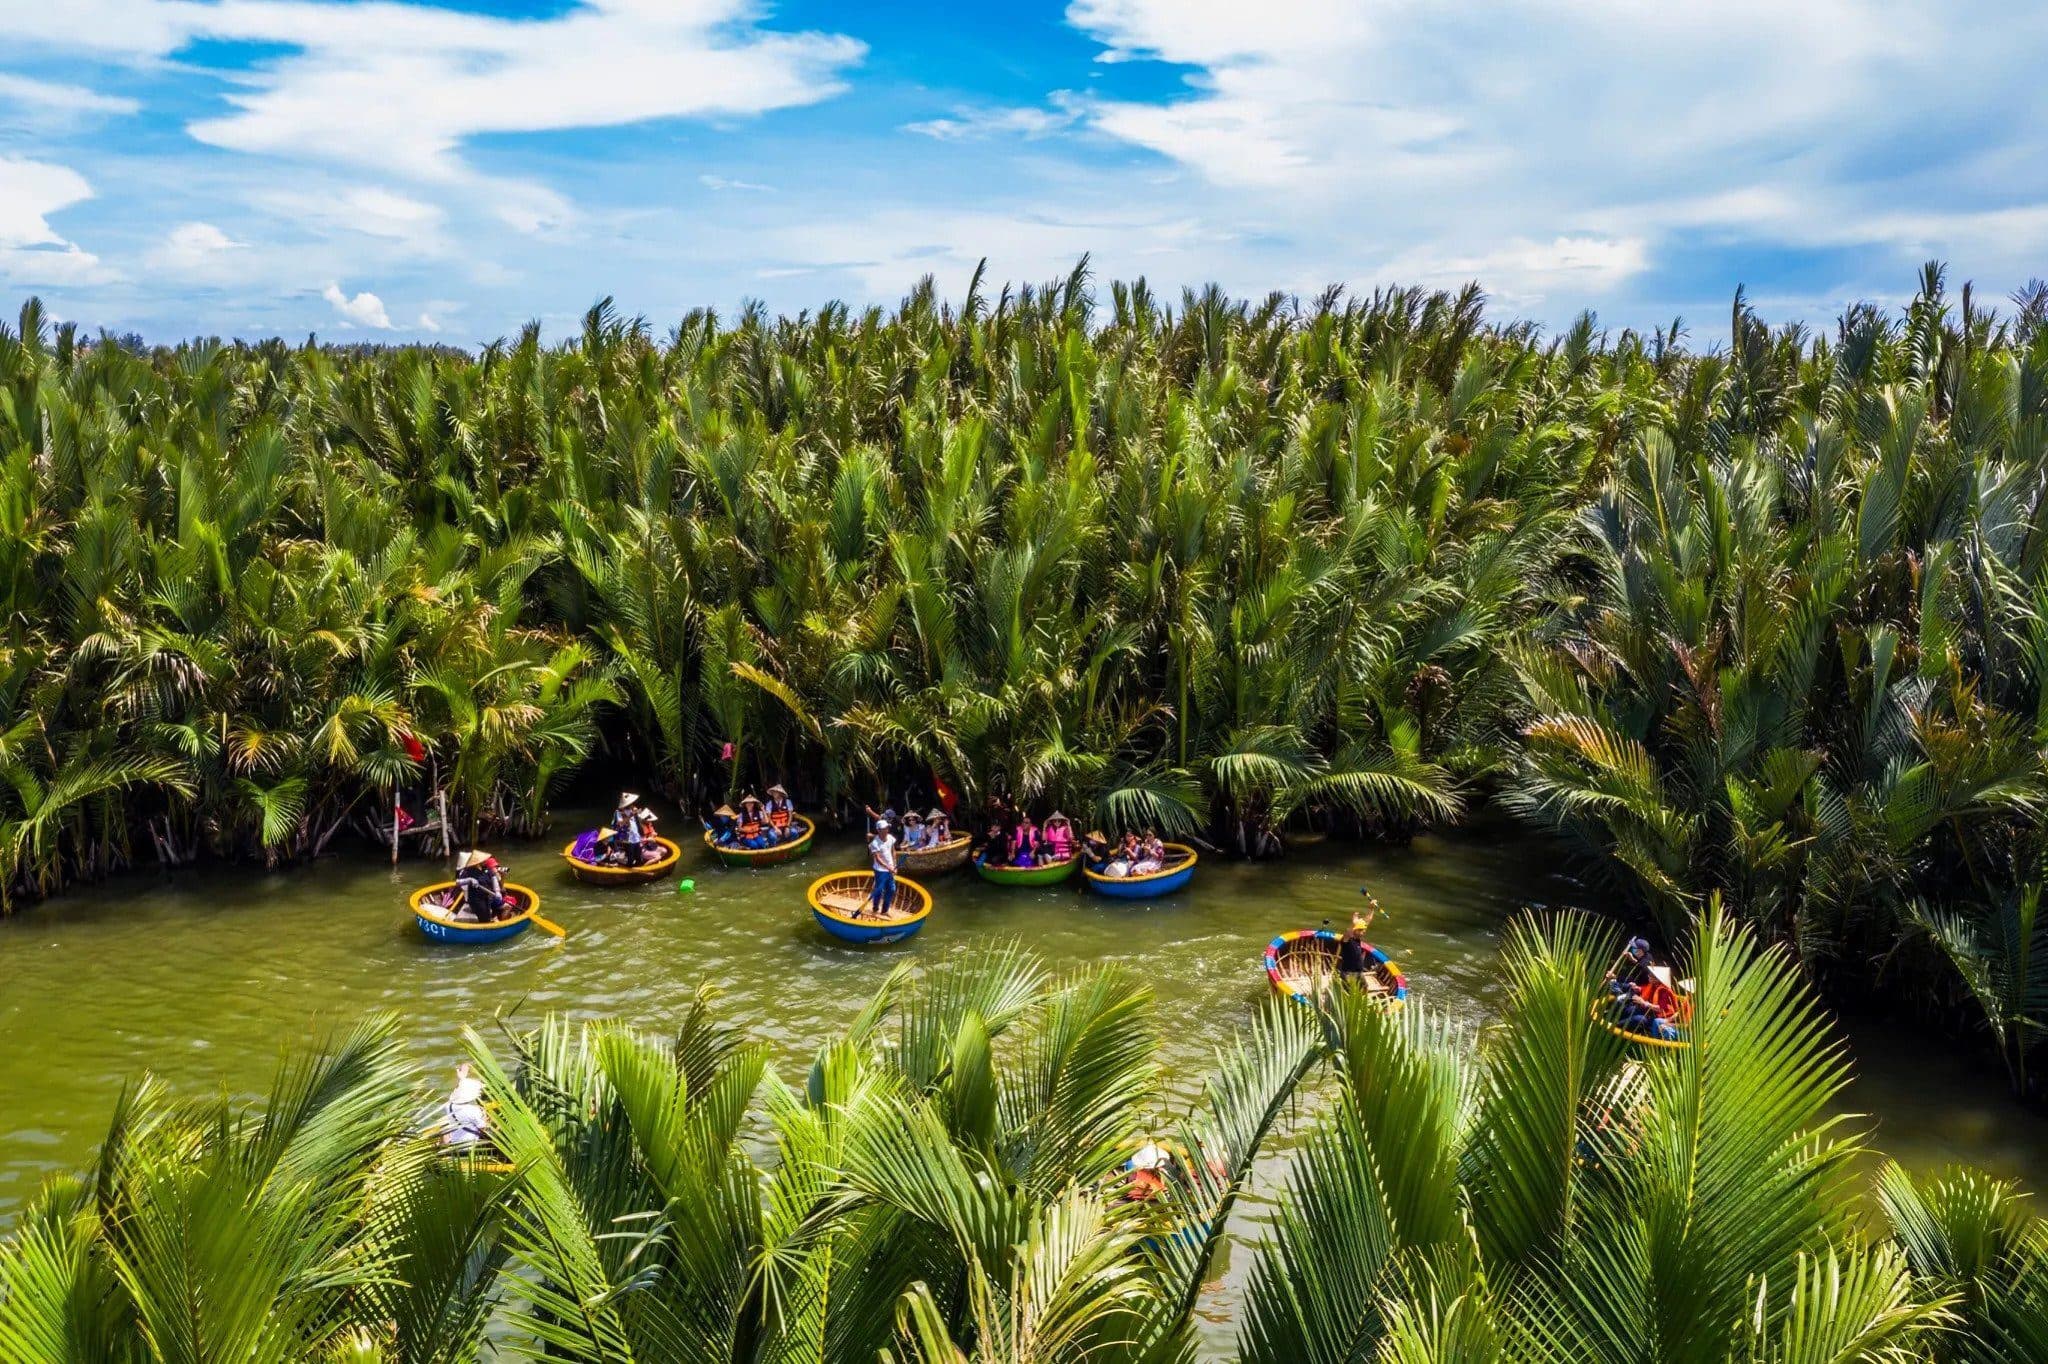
[400,732,426,764]
[932,771,958,815]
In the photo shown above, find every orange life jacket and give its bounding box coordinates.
[1641,980,1680,1018]
[739,816,763,838]
[769,805,792,831]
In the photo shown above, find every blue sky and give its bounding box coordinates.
[2,0,2045,344]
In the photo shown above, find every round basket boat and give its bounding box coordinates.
[1593,987,1695,1051]
[973,853,1079,887]
[705,815,816,868]
[411,882,543,945]
[561,834,682,885]
[1112,1137,1211,1255]
[807,870,933,945]
[1264,929,1408,1007]
[1084,844,1198,899]
[899,834,973,876]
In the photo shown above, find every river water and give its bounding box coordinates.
[1,811,2040,1338]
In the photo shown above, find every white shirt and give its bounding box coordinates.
[869,834,897,872]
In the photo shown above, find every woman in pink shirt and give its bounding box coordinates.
[1041,812,1075,863]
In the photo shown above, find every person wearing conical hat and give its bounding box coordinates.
[611,791,646,863]
[1040,811,1074,862]
[454,849,503,921]
[900,810,929,851]
[737,794,772,849]
[707,803,739,847]
[765,784,796,841]
[925,807,952,844]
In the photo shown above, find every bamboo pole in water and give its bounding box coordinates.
[391,792,401,866]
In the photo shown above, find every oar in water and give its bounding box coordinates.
[529,913,567,939]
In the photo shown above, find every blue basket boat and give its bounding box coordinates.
[411,881,543,945]
[807,870,933,945]
[1083,843,1198,899]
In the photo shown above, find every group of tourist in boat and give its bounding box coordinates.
[586,792,663,866]
[976,811,1076,868]
[1086,829,1172,878]
[1605,936,1686,1041]
[705,786,803,850]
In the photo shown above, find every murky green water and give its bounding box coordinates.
[1,810,2040,1338]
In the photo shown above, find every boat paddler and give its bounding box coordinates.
[866,817,898,916]
[611,792,645,862]
[708,804,738,846]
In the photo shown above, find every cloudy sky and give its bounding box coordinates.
[2,0,2044,343]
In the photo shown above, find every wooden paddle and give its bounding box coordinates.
[529,913,567,939]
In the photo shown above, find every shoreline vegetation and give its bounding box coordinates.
[2,262,2047,1098]
[1,912,2043,1361]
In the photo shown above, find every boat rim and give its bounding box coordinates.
[409,881,542,932]
[704,814,816,854]
[806,870,933,927]
[1082,842,1198,884]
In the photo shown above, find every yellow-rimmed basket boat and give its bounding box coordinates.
[561,834,682,885]
[1593,986,1695,1051]
[705,815,816,868]
[807,870,933,944]
[411,882,546,945]
[899,834,972,876]
[1264,929,1407,1007]
[1083,843,1198,898]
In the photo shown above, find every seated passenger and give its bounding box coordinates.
[900,811,928,850]
[979,820,1012,866]
[737,795,772,849]
[1040,812,1075,863]
[1011,815,1040,867]
[708,804,739,846]
[766,785,796,841]
[1132,831,1166,875]
[1104,832,1139,879]
[442,1064,490,1147]
[926,808,953,845]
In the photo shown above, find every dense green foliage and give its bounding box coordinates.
[2,915,2043,1362]
[3,264,2046,1089]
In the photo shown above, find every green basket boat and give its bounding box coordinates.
[972,853,1079,887]
[704,815,816,868]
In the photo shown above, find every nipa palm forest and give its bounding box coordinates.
[2,261,2047,1356]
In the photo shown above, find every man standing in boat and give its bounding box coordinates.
[867,817,899,917]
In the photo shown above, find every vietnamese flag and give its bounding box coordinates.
[932,771,959,815]
[400,732,426,764]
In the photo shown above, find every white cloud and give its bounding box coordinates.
[700,174,774,193]
[417,311,441,332]
[322,282,393,329]
[904,99,1079,141]
[1057,0,2048,312]
[251,184,448,247]
[0,155,115,285]
[0,1,864,225]
[0,73,138,120]
[147,221,246,277]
